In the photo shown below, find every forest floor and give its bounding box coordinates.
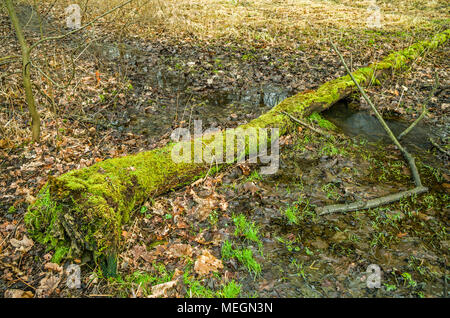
[0,0,448,298]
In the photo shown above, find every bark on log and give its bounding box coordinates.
[25,30,450,260]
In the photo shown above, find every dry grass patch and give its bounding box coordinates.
[34,0,449,48]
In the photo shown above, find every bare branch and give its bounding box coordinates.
[0,55,20,65]
[318,40,429,215]
[318,186,428,215]
[330,39,423,188]
[397,73,439,140]
[279,111,330,137]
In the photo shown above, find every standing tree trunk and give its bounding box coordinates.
[4,0,40,142]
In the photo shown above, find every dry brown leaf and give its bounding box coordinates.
[191,177,205,187]
[131,245,156,263]
[36,273,62,297]
[0,139,10,148]
[172,268,184,280]
[148,279,179,298]
[151,201,166,216]
[4,289,34,298]
[194,249,223,276]
[10,235,34,253]
[190,189,227,221]
[238,163,251,176]
[44,262,63,272]
[166,243,193,259]
[243,182,259,195]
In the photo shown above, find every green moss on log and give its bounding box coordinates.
[26,143,209,259]
[25,29,450,260]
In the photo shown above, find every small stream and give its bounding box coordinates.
[322,102,448,151]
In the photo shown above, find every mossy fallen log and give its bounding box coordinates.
[25,30,450,261]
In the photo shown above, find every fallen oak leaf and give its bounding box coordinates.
[44,263,63,273]
[194,249,223,276]
[166,243,193,259]
[36,273,62,298]
[10,235,34,253]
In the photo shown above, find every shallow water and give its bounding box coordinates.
[126,67,292,139]
[322,103,436,149]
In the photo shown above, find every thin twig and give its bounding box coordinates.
[330,40,423,188]
[397,73,439,140]
[279,111,330,137]
[430,137,450,156]
[0,55,20,63]
[397,106,427,140]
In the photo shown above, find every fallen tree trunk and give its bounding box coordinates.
[25,30,450,260]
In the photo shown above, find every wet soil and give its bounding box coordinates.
[216,104,449,298]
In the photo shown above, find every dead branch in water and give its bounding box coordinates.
[430,137,450,156]
[318,41,428,215]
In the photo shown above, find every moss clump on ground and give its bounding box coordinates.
[308,112,337,130]
[25,29,450,261]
